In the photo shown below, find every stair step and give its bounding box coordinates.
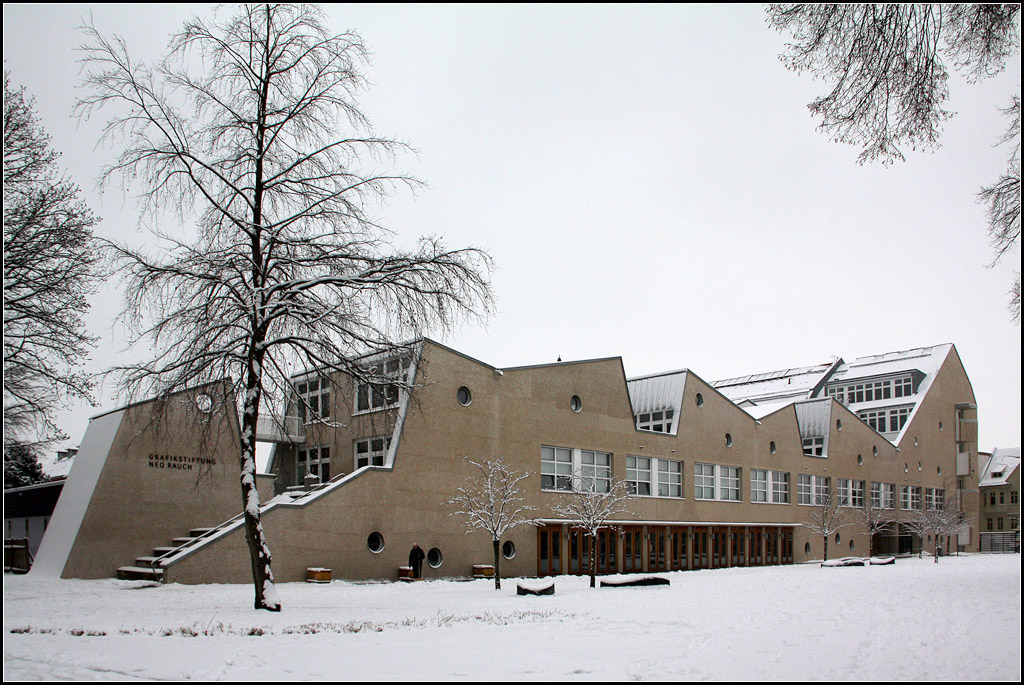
[188,527,214,538]
[153,546,177,556]
[117,565,164,581]
[171,537,197,546]
[135,556,161,566]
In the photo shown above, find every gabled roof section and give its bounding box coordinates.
[626,370,688,434]
[826,344,951,385]
[713,362,834,404]
[980,447,1021,487]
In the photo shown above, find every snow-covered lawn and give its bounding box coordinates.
[4,554,1020,680]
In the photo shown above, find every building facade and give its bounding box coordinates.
[978,447,1020,552]
[35,340,980,584]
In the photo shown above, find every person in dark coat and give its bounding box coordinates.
[409,543,425,579]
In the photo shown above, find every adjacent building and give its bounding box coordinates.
[978,446,1020,552]
[33,340,980,583]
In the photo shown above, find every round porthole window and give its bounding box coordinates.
[195,393,213,413]
[725,433,733,447]
[502,541,516,560]
[770,441,777,454]
[835,533,841,544]
[857,454,863,466]
[804,542,811,555]
[836,419,842,431]
[873,446,878,457]
[695,393,704,407]
[570,395,582,413]
[367,532,385,554]
[457,386,472,406]
[849,540,855,551]
[427,547,443,568]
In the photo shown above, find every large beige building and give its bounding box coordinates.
[35,340,980,584]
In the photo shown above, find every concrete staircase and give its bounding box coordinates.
[116,527,215,581]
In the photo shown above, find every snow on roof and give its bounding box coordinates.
[626,370,687,434]
[713,362,833,404]
[827,344,951,384]
[739,398,796,420]
[980,447,1021,487]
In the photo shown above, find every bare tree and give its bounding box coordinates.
[448,458,538,590]
[903,488,974,563]
[801,490,855,563]
[979,95,1021,322]
[768,4,1022,320]
[77,4,492,611]
[3,71,101,443]
[856,487,897,558]
[552,475,636,588]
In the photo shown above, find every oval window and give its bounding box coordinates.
[695,393,704,407]
[367,532,385,554]
[502,541,516,559]
[857,454,863,466]
[725,433,732,447]
[570,395,582,413]
[770,441,777,454]
[196,393,213,413]
[427,547,443,568]
[457,386,472,406]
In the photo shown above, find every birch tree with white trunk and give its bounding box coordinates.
[448,458,538,590]
[77,4,492,611]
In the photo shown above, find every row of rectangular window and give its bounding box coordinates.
[857,406,912,434]
[292,357,413,422]
[826,376,913,404]
[635,409,675,433]
[986,490,1019,506]
[297,436,393,483]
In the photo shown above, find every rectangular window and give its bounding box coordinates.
[626,456,652,496]
[636,409,675,433]
[542,447,612,493]
[802,436,824,457]
[580,450,611,493]
[870,482,896,509]
[297,445,330,482]
[893,376,912,397]
[695,463,716,500]
[799,475,830,505]
[695,464,741,501]
[751,470,768,503]
[541,446,574,491]
[354,437,390,469]
[838,479,851,507]
[295,376,330,423]
[771,472,790,504]
[798,474,813,505]
[355,356,412,414]
[851,480,865,508]
[1012,491,1019,505]
[720,466,741,501]
[900,485,923,510]
[657,460,683,498]
[925,488,945,510]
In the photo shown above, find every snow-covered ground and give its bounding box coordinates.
[4,554,1020,680]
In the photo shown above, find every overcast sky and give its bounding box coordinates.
[4,4,1021,456]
